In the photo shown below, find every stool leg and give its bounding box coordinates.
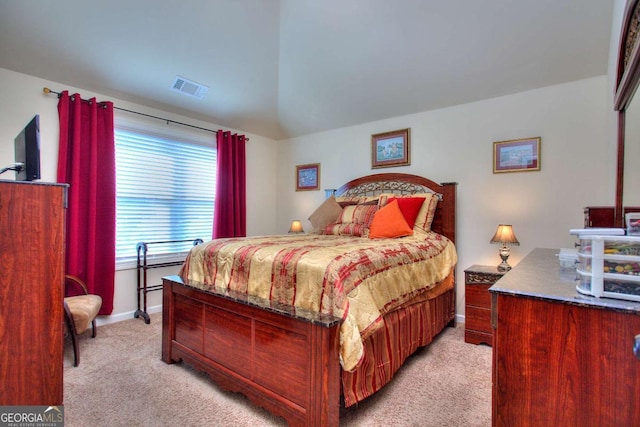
[64,303,80,367]
[71,332,80,367]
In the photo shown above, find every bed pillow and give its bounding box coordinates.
[323,204,378,237]
[379,192,439,232]
[413,193,439,233]
[385,197,426,228]
[308,196,343,232]
[369,200,413,239]
[334,196,380,208]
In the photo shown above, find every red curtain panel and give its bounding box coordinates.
[57,91,116,315]
[213,130,246,238]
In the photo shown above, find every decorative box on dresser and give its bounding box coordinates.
[489,248,640,427]
[464,265,505,346]
[0,181,67,405]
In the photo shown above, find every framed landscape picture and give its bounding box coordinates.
[295,163,320,191]
[371,128,410,169]
[493,137,541,173]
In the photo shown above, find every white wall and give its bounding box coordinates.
[277,76,613,318]
[0,67,279,322]
[0,52,622,323]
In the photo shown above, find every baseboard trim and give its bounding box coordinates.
[96,305,162,326]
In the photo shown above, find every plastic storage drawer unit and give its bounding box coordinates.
[576,235,640,302]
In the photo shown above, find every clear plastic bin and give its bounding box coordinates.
[557,248,578,269]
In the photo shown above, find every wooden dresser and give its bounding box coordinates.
[490,248,640,426]
[0,181,67,405]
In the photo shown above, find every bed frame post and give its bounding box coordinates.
[439,182,457,246]
[162,281,176,364]
[309,323,341,425]
[438,182,457,328]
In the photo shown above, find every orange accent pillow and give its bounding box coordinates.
[386,197,426,228]
[369,200,413,239]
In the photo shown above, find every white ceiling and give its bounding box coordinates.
[0,0,615,140]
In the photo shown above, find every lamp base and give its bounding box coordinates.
[497,245,512,271]
[497,261,512,272]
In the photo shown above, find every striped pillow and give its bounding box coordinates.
[324,204,378,237]
[414,193,439,233]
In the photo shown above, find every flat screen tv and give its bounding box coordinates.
[14,114,41,181]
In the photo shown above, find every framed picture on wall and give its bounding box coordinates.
[371,128,411,169]
[493,137,541,173]
[296,163,320,191]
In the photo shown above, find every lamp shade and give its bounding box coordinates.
[288,220,304,234]
[490,224,519,246]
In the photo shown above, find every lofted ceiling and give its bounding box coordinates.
[0,0,615,140]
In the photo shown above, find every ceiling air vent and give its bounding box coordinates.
[171,76,209,99]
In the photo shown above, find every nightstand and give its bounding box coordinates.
[464,265,506,346]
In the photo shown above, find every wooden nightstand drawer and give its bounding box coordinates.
[465,306,492,334]
[465,283,491,308]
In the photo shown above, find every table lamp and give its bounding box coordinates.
[288,220,304,234]
[490,224,519,271]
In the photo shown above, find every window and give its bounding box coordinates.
[114,125,215,268]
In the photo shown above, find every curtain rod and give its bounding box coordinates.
[42,87,249,140]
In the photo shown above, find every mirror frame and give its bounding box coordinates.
[614,0,640,227]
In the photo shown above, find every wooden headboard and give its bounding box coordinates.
[335,173,457,245]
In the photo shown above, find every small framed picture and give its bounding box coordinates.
[371,128,410,169]
[296,163,320,191]
[493,137,541,173]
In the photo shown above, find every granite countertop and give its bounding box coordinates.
[489,247,640,314]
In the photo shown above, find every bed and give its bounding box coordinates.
[161,173,457,426]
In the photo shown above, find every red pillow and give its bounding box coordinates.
[386,197,426,228]
[369,200,413,239]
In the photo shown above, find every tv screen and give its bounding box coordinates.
[14,114,41,181]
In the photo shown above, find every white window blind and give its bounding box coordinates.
[115,128,215,266]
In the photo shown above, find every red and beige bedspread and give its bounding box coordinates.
[179,231,457,371]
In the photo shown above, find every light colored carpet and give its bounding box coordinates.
[63,313,491,426]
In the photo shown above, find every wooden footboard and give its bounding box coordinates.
[162,276,342,427]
